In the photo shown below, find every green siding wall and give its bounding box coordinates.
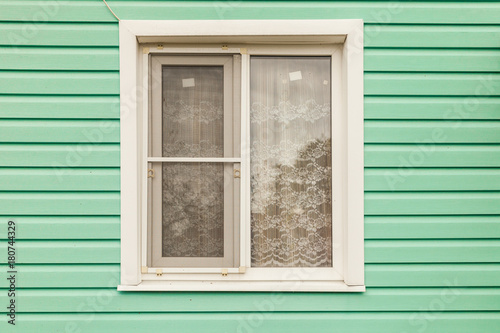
[1,1,500,332]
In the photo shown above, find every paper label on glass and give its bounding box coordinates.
[288,71,302,81]
[182,78,195,87]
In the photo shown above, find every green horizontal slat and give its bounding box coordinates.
[0,71,119,95]
[0,168,120,191]
[1,96,498,120]
[367,25,500,48]
[365,120,500,143]
[2,239,498,265]
[3,1,500,24]
[365,73,500,96]
[2,22,500,48]
[365,240,500,263]
[366,264,500,287]
[0,120,119,143]
[0,22,117,46]
[365,144,500,167]
[365,192,500,215]
[0,144,120,167]
[3,263,498,289]
[0,1,116,22]
[0,96,119,119]
[0,46,119,71]
[3,72,499,97]
[365,49,500,72]
[1,215,498,240]
[0,216,120,239]
[0,192,120,215]
[365,168,500,191]
[1,288,498,312]
[0,264,120,288]
[365,216,500,239]
[0,240,119,264]
[4,313,500,333]
[364,97,500,120]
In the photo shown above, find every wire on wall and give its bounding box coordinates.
[103,0,121,21]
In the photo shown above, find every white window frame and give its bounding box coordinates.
[118,19,364,292]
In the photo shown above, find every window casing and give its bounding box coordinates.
[119,20,364,292]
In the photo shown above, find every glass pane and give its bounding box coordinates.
[162,66,224,157]
[162,162,224,257]
[250,57,332,267]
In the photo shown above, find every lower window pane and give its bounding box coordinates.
[162,162,224,257]
[250,56,333,267]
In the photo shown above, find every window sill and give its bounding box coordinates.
[118,281,365,292]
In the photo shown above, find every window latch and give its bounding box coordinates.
[148,169,155,178]
[233,169,241,178]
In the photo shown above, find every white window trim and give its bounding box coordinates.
[118,19,364,292]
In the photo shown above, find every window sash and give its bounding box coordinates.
[148,55,241,268]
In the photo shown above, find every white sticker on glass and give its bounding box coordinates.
[182,78,195,87]
[288,71,302,81]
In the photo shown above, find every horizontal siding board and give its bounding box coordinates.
[44,48,500,78]
[0,144,120,167]
[2,239,498,265]
[365,168,500,191]
[0,120,119,143]
[365,216,500,239]
[0,192,120,215]
[0,240,120,264]
[3,264,498,289]
[366,25,500,48]
[365,73,500,96]
[3,72,499,97]
[5,48,500,73]
[0,264,121,288]
[2,215,498,240]
[366,264,500,287]
[3,1,500,24]
[0,96,119,119]
[0,22,117,46]
[0,216,120,239]
[1,288,499,312]
[2,23,500,48]
[365,192,500,215]
[364,97,500,120]
[0,46,119,71]
[0,168,120,191]
[365,144,500,167]
[365,120,500,143]
[365,49,500,72]
[365,240,500,263]
[0,71,119,95]
[0,1,116,22]
[5,313,500,333]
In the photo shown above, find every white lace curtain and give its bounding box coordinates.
[161,66,225,258]
[250,57,333,267]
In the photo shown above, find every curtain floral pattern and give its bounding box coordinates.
[250,57,333,267]
[161,66,225,258]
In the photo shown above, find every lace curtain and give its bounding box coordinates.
[250,57,333,267]
[161,66,225,258]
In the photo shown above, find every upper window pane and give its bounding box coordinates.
[250,56,333,267]
[162,66,224,157]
